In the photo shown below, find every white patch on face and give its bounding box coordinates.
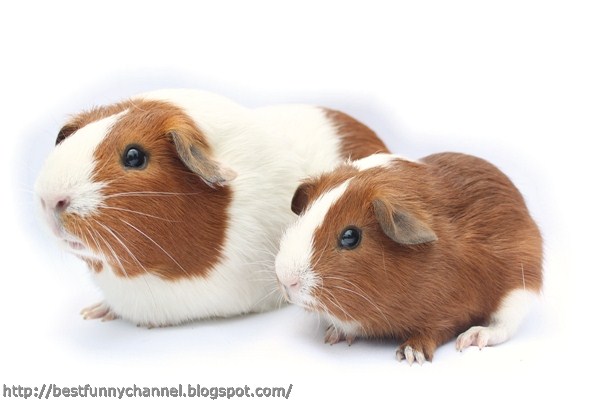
[275,179,352,307]
[34,111,128,249]
[351,153,415,171]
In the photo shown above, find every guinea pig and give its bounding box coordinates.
[34,89,389,327]
[275,152,542,364]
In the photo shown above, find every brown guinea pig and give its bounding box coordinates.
[275,152,543,364]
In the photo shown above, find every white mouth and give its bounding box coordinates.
[38,206,92,256]
[287,290,319,310]
[55,231,97,259]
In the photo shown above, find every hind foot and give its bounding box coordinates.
[456,324,512,350]
[456,289,538,351]
[324,324,356,345]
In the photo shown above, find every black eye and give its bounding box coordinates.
[339,227,361,250]
[122,146,147,169]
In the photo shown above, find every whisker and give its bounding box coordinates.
[248,269,277,284]
[96,155,115,177]
[314,309,322,337]
[105,191,205,199]
[310,243,328,274]
[18,184,36,195]
[243,260,276,267]
[249,277,278,283]
[320,287,353,321]
[121,219,190,278]
[83,226,106,263]
[92,227,129,279]
[277,291,287,308]
[250,286,280,310]
[253,264,275,270]
[98,205,181,222]
[327,279,393,333]
[378,240,388,275]
[96,221,162,310]
[252,247,278,258]
[312,300,337,339]
[95,221,146,273]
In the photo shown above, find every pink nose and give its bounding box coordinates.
[282,276,299,290]
[41,195,71,214]
[278,275,301,301]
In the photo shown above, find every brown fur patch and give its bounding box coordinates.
[324,108,390,159]
[63,100,230,280]
[305,153,543,357]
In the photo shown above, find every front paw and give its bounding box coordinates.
[80,301,118,322]
[324,324,356,345]
[395,336,437,365]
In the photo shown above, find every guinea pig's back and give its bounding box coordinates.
[252,105,388,175]
[422,152,543,292]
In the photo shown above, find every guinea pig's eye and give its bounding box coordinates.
[339,226,361,250]
[122,145,148,169]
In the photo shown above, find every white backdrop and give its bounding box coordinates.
[2,1,597,398]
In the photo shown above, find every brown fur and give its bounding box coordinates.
[306,153,543,360]
[63,100,231,280]
[59,101,388,282]
[324,108,390,159]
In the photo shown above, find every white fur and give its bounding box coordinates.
[92,258,278,326]
[325,313,363,338]
[351,153,412,171]
[275,179,352,307]
[37,89,358,324]
[35,112,128,260]
[456,288,538,350]
[35,112,126,217]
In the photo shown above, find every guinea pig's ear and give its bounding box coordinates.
[170,131,237,187]
[291,181,315,215]
[372,199,437,245]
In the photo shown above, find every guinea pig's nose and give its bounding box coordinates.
[279,275,300,301]
[281,276,299,290]
[41,194,71,214]
[288,277,299,289]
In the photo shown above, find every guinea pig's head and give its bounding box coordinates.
[275,154,438,331]
[34,97,236,279]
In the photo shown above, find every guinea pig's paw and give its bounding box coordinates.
[395,345,426,365]
[395,337,435,365]
[324,325,355,346]
[80,301,118,322]
[456,325,500,351]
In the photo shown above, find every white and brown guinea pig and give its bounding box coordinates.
[34,89,389,326]
[275,152,542,364]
